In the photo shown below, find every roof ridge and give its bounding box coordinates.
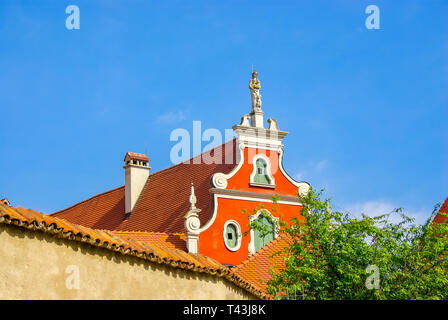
[52,185,124,216]
[15,206,44,214]
[110,230,184,236]
[148,138,237,177]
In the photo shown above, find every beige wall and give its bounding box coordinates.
[0,224,254,300]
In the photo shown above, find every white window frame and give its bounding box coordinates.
[248,209,279,256]
[249,153,275,188]
[223,220,242,252]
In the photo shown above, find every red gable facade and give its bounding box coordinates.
[53,71,310,266]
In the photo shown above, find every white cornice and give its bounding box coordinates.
[232,125,288,150]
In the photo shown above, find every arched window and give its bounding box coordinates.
[253,214,275,252]
[250,154,275,188]
[248,210,279,255]
[254,159,270,184]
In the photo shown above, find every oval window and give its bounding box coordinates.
[225,223,238,249]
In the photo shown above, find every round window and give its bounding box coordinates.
[223,220,241,251]
[225,224,238,249]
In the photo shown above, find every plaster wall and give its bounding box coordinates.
[0,224,254,300]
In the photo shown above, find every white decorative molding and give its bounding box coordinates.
[210,188,302,204]
[185,214,201,233]
[248,209,280,256]
[198,195,219,233]
[267,118,279,131]
[223,220,242,252]
[239,142,282,152]
[240,114,251,127]
[233,125,288,150]
[298,183,311,197]
[277,148,311,197]
[210,141,245,191]
[210,192,302,206]
[249,153,276,188]
[211,173,228,189]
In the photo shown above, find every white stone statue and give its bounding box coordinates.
[249,70,262,112]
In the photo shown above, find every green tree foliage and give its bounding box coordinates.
[256,190,448,299]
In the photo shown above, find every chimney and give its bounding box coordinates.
[123,152,150,214]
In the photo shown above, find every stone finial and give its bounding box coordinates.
[189,181,197,210]
[267,118,279,131]
[240,114,251,127]
[184,182,202,254]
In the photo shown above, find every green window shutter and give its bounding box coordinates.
[254,215,275,252]
[225,224,238,249]
[254,159,270,184]
[254,227,264,252]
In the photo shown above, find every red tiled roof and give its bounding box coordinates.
[434,197,448,224]
[124,152,149,161]
[52,186,126,230]
[110,231,186,250]
[53,139,238,233]
[0,203,269,299]
[232,235,291,294]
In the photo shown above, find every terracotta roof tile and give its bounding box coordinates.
[110,231,186,250]
[0,203,269,299]
[232,235,291,294]
[52,186,126,229]
[53,139,238,233]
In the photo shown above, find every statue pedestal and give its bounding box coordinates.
[250,110,264,128]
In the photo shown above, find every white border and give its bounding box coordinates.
[249,153,275,187]
[223,220,242,252]
[248,209,279,256]
[211,142,245,189]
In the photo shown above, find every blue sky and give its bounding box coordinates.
[0,0,446,223]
